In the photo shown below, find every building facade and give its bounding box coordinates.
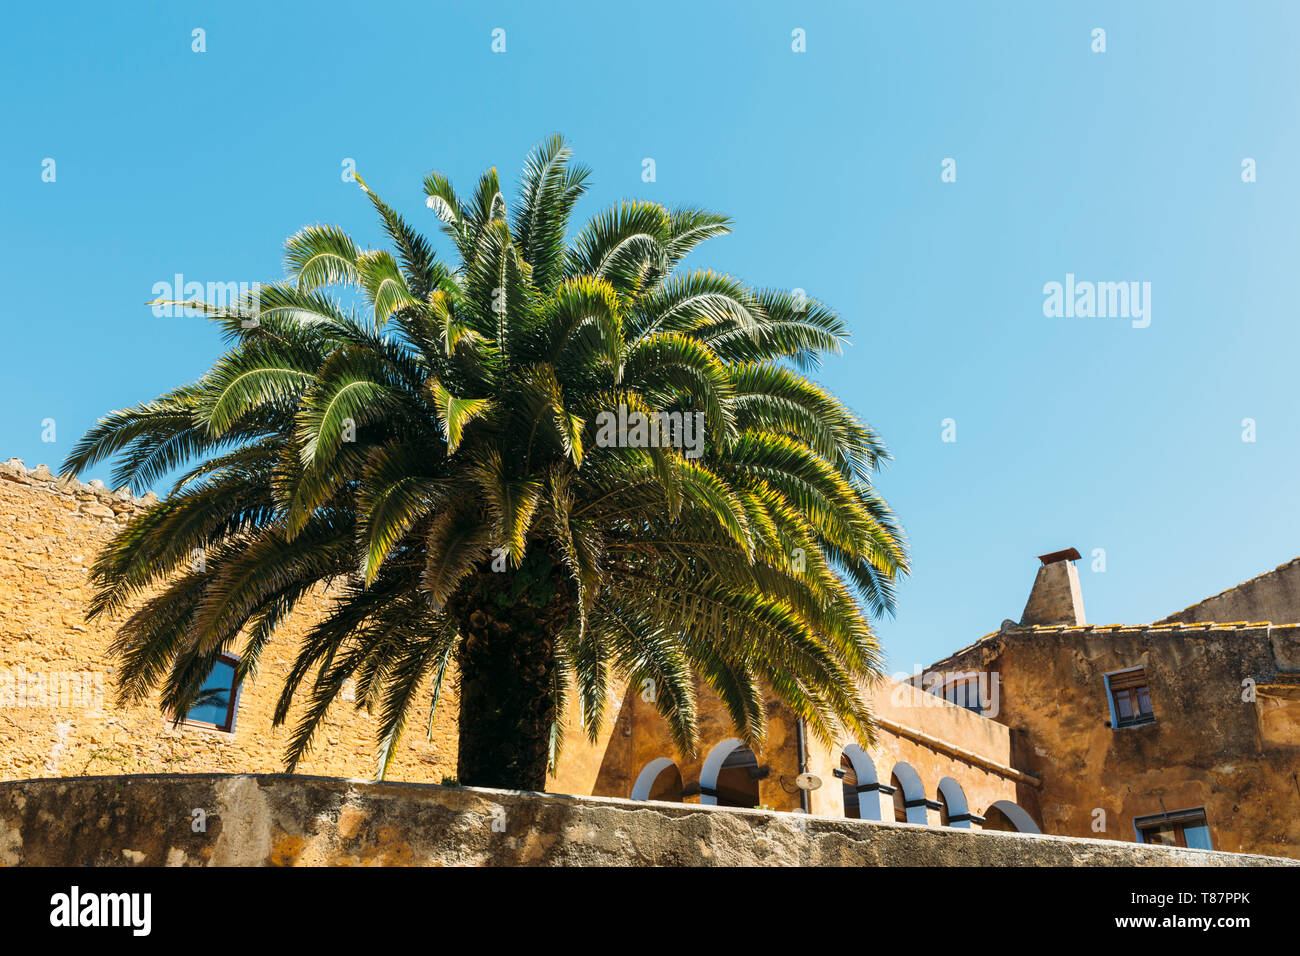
[921,550,1300,858]
[0,457,1295,858]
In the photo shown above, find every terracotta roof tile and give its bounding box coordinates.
[1005,621,1273,634]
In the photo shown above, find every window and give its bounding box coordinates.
[181,654,240,732]
[890,774,907,822]
[923,673,986,714]
[1106,667,1154,727]
[945,677,983,715]
[840,754,861,819]
[1134,809,1212,850]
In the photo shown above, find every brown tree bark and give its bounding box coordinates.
[449,550,575,791]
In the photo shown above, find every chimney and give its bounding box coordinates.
[1019,548,1086,626]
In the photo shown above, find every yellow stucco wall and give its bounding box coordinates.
[0,466,459,783]
[0,460,1040,839]
[555,669,1038,832]
[927,624,1300,858]
[803,677,1032,826]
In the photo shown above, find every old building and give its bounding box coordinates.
[0,459,460,783]
[920,549,1300,858]
[0,456,1295,858]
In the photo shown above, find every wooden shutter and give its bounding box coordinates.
[1108,668,1148,691]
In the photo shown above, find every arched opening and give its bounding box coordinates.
[982,800,1042,834]
[839,745,880,820]
[699,738,761,808]
[936,777,970,828]
[648,765,683,802]
[889,762,928,824]
[630,757,684,802]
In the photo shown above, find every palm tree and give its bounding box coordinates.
[64,135,908,791]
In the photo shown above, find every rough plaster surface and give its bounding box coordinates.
[1158,557,1300,626]
[0,774,1291,867]
[0,459,459,783]
[0,456,1038,826]
[1020,560,1086,626]
[925,623,1300,859]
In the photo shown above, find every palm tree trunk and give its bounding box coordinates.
[451,551,573,791]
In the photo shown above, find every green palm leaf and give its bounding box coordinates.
[73,135,909,792]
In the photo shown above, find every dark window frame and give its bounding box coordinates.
[1105,666,1156,728]
[175,652,241,733]
[1133,808,1213,850]
[890,775,908,822]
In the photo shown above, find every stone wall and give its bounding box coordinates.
[1158,556,1300,626]
[925,622,1300,859]
[0,456,1038,831]
[0,454,816,805]
[0,458,459,784]
[0,773,1290,867]
[0,457,799,798]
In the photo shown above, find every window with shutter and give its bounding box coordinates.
[1106,667,1155,728]
[1135,808,1212,850]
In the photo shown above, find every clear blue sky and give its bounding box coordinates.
[4,1,1298,673]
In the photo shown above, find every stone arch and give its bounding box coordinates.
[840,745,881,820]
[699,738,760,807]
[936,777,971,828]
[983,800,1042,834]
[631,757,683,802]
[889,761,929,824]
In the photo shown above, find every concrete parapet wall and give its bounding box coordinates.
[0,774,1291,867]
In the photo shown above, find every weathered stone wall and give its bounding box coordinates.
[1158,556,1300,626]
[0,459,812,799]
[0,773,1291,867]
[0,459,459,784]
[925,622,1300,859]
[0,457,1037,830]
